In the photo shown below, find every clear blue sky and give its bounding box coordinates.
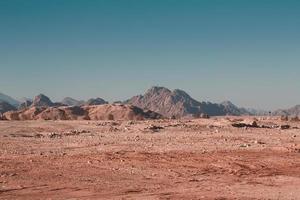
[1,0,299,110]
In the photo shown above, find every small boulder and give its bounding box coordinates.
[280,125,290,130]
[232,120,259,128]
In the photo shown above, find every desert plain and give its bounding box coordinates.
[0,117,300,199]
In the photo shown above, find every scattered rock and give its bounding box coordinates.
[48,132,62,138]
[280,115,289,121]
[127,121,135,125]
[280,125,290,130]
[254,140,265,144]
[145,125,164,132]
[34,133,44,138]
[109,126,119,132]
[290,116,300,122]
[64,129,90,136]
[232,121,258,128]
[206,125,216,129]
[240,143,251,148]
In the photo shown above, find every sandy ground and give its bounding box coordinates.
[0,117,300,199]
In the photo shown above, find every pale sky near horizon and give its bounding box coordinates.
[1,0,300,110]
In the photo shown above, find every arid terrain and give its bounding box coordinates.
[0,117,300,199]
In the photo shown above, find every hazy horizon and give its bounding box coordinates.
[1,0,300,110]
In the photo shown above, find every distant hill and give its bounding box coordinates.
[124,86,250,118]
[18,99,33,110]
[31,94,54,107]
[19,97,32,103]
[85,98,108,106]
[0,100,16,114]
[273,105,300,116]
[0,93,19,107]
[0,88,276,117]
[61,97,107,106]
[3,104,162,121]
[221,101,247,116]
[245,108,270,116]
[61,97,84,106]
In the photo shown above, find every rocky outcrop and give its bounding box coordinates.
[125,86,270,118]
[85,104,161,120]
[31,94,54,107]
[2,104,162,121]
[18,100,32,110]
[125,87,197,118]
[4,107,45,120]
[35,106,88,120]
[125,86,231,118]
[220,101,253,116]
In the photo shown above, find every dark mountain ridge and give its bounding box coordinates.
[125,86,250,118]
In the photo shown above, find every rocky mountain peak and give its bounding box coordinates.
[32,94,54,107]
[125,86,226,118]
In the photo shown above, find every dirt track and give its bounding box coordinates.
[0,118,300,199]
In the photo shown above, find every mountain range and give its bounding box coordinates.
[0,100,17,114]
[0,87,298,117]
[3,104,161,121]
[0,93,20,107]
[124,86,253,118]
[273,105,300,117]
[61,97,84,106]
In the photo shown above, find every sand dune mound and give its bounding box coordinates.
[2,104,161,121]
